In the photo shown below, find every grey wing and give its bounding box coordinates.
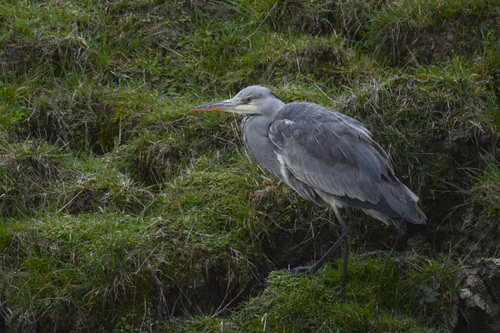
[269,103,426,226]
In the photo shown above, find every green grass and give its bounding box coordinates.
[166,254,457,332]
[1,0,499,331]
[367,0,500,65]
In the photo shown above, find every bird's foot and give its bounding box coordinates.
[287,266,316,275]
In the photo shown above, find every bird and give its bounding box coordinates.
[193,85,426,298]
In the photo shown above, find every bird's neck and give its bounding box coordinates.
[243,113,273,136]
[241,114,282,180]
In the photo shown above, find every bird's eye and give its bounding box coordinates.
[245,97,252,103]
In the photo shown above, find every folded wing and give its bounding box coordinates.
[269,102,426,230]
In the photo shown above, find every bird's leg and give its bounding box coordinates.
[289,234,345,275]
[337,208,351,299]
[289,206,350,299]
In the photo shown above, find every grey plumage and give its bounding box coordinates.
[267,101,425,231]
[193,85,426,298]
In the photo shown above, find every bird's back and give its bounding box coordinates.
[268,101,426,231]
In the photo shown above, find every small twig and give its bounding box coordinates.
[213,283,248,316]
[158,44,185,58]
[312,80,335,104]
[244,0,279,41]
[293,45,301,75]
[56,189,84,214]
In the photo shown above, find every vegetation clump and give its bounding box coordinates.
[0,0,498,332]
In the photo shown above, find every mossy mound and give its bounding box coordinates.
[0,0,499,332]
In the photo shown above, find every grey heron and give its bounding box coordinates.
[193,85,426,298]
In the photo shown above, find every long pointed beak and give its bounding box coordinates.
[192,99,241,112]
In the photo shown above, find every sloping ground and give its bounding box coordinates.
[0,0,499,332]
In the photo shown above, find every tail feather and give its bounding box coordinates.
[380,181,427,226]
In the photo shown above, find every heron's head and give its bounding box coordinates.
[193,85,284,116]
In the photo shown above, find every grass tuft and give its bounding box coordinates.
[0,0,498,331]
[167,253,457,332]
[367,0,500,65]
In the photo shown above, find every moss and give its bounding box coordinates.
[1,209,259,331]
[1,214,157,331]
[0,0,499,331]
[167,254,458,332]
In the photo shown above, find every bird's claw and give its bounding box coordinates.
[287,266,314,275]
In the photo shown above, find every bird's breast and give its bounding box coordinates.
[241,115,283,181]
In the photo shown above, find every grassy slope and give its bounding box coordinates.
[0,0,498,332]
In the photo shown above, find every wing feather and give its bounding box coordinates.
[269,102,426,225]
